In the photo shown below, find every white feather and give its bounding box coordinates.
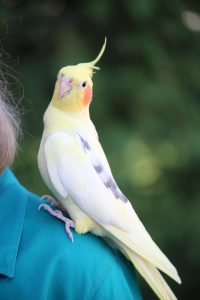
[43,131,181,285]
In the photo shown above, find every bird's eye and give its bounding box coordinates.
[82,81,87,88]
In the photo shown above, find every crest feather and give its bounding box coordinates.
[77,38,107,76]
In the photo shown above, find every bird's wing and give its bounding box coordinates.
[44,131,130,229]
[44,131,180,282]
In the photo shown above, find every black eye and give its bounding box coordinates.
[82,81,87,87]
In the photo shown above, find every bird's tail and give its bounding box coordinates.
[122,246,178,300]
[104,224,181,283]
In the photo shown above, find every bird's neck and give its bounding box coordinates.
[43,104,91,133]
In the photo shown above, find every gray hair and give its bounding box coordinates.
[0,81,21,173]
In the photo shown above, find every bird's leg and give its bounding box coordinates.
[39,195,75,241]
[41,194,64,211]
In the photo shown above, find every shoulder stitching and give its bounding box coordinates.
[90,253,117,300]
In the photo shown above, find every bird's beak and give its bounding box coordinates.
[58,75,73,98]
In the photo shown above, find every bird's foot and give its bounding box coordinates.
[41,194,64,211]
[39,204,75,242]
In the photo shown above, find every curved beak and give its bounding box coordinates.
[58,75,73,98]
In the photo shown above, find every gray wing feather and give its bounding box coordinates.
[79,134,128,203]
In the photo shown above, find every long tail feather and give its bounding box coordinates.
[123,246,178,300]
[105,225,181,284]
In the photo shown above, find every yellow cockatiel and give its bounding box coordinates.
[38,39,181,300]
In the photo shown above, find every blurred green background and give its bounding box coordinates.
[1,0,200,299]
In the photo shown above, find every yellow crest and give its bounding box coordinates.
[77,37,107,77]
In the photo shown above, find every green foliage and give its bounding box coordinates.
[1,1,200,298]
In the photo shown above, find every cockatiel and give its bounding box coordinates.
[38,39,181,300]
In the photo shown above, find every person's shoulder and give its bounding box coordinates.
[24,191,117,274]
[22,191,142,299]
[25,191,114,254]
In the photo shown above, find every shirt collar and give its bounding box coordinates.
[0,168,28,278]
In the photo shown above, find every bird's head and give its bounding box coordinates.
[51,38,106,113]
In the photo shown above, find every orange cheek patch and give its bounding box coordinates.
[83,86,92,106]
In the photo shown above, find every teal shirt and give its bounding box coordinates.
[0,169,142,300]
